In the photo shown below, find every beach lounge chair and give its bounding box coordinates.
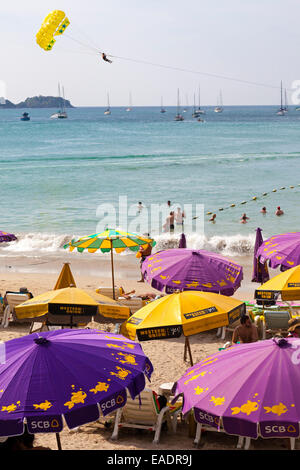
[118,297,146,314]
[216,318,240,340]
[1,292,32,328]
[194,422,251,449]
[111,388,181,444]
[95,287,121,300]
[236,436,296,450]
[262,310,291,339]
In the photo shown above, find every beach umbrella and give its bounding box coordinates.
[64,229,156,299]
[252,228,269,284]
[256,232,300,272]
[0,329,153,449]
[142,249,243,296]
[255,265,300,302]
[172,337,300,442]
[0,231,17,243]
[54,263,76,290]
[15,287,130,325]
[179,233,187,249]
[121,290,246,365]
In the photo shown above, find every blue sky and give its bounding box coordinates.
[1,0,299,106]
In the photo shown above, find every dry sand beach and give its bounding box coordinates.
[0,252,296,451]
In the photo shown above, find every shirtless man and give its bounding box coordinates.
[163,212,175,233]
[275,206,284,216]
[232,315,258,344]
[240,213,249,224]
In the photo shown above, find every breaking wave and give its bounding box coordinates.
[0,231,256,258]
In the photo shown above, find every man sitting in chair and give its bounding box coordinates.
[232,315,258,344]
[3,287,33,308]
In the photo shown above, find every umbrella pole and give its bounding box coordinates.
[184,337,194,366]
[56,433,62,450]
[110,241,116,300]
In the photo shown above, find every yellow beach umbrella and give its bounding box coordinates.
[255,265,300,302]
[54,262,76,290]
[15,287,130,325]
[120,290,245,365]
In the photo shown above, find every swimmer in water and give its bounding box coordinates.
[240,213,249,224]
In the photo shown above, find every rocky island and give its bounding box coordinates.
[0,95,74,109]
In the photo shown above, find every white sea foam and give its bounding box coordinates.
[154,232,256,256]
[0,232,74,254]
[0,231,255,258]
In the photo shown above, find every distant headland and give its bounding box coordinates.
[0,95,74,109]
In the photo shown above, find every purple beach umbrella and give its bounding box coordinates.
[0,329,153,448]
[252,228,269,284]
[142,249,243,296]
[178,233,187,249]
[173,337,300,441]
[0,231,17,243]
[256,232,300,272]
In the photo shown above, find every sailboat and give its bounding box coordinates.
[126,92,132,112]
[284,88,288,113]
[160,96,166,113]
[214,90,224,113]
[174,89,184,121]
[50,83,68,119]
[196,86,205,115]
[192,93,200,118]
[104,93,111,115]
[276,81,286,116]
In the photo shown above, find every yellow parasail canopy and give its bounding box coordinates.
[36,10,70,51]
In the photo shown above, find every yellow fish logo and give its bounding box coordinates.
[89,382,110,394]
[114,352,137,366]
[184,371,207,385]
[231,400,259,416]
[210,396,225,406]
[1,401,21,414]
[110,367,132,380]
[64,390,87,410]
[33,400,53,411]
[194,386,209,395]
[264,402,288,416]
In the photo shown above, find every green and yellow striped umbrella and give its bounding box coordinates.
[64,229,156,299]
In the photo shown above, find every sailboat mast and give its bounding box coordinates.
[62,86,66,113]
[285,88,288,111]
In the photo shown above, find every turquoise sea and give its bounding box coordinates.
[1,105,300,257]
